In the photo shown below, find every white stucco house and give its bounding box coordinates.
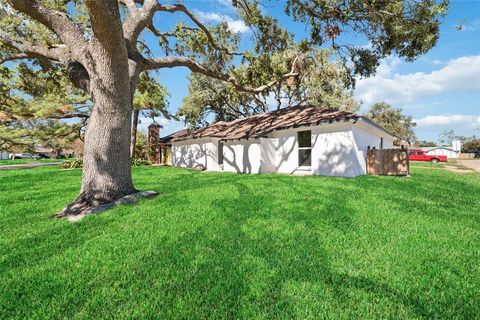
[420,140,463,159]
[420,147,460,159]
[164,105,394,178]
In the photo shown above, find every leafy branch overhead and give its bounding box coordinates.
[1,0,447,95]
[0,62,169,151]
[0,62,89,149]
[179,47,360,127]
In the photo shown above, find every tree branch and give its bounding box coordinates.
[143,56,298,93]
[119,0,139,14]
[123,1,241,56]
[8,0,86,54]
[85,0,125,45]
[0,53,29,64]
[123,0,161,44]
[157,4,242,56]
[0,30,67,63]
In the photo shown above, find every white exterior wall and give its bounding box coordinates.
[311,127,363,177]
[270,122,394,177]
[426,148,460,159]
[351,121,394,174]
[270,130,301,174]
[259,138,277,173]
[0,151,9,160]
[171,120,394,178]
[268,123,366,177]
[172,138,221,171]
[223,140,262,173]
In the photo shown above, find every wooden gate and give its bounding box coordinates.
[367,149,409,176]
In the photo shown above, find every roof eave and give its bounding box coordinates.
[357,117,395,138]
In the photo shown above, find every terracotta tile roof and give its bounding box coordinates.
[171,105,361,142]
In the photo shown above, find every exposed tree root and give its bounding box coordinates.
[55,191,159,222]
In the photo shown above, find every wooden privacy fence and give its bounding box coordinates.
[367,149,409,176]
[459,153,476,159]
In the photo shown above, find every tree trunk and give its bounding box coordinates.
[130,108,139,158]
[59,1,137,216]
[59,78,136,216]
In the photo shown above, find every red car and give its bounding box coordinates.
[409,149,447,163]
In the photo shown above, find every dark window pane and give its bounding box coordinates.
[299,149,311,166]
[298,130,311,148]
[409,151,415,155]
[218,142,223,164]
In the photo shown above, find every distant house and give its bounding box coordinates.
[420,146,460,159]
[166,105,394,178]
[0,150,9,160]
[419,139,463,159]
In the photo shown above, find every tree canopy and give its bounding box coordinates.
[0,62,88,151]
[365,102,417,143]
[179,47,360,127]
[416,140,437,147]
[0,62,168,154]
[1,0,448,93]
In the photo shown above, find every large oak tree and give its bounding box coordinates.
[0,0,447,217]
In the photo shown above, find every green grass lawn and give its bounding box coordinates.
[410,160,446,167]
[0,166,478,319]
[0,158,65,165]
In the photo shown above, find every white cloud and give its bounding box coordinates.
[137,117,170,134]
[194,10,249,33]
[157,118,170,126]
[355,55,480,105]
[414,114,480,128]
[217,0,233,7]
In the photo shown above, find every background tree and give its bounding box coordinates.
[0,62,88,152]
[179,47,359,127]
[416,140,437,147]
[365,102,417,143]
[438,129,458,145]
[461,136,480,156]
[0,0,448,216]
[131,73,169,158]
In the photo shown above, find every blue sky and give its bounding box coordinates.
[140,0,480,143]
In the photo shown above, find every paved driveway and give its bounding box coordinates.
[457,159,480,172]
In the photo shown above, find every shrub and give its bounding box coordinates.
[131,158,151,166]
[61,159,83,169]
[61,159,151,168]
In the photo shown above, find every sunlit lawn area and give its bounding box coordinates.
[0,158,65,165]
[0,165,478,319]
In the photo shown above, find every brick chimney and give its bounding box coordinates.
[148,124,161,164]
[148,123,160,146]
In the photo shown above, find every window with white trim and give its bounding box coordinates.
[298,130,312,167]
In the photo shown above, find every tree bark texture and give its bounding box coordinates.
[60,0,136,216]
